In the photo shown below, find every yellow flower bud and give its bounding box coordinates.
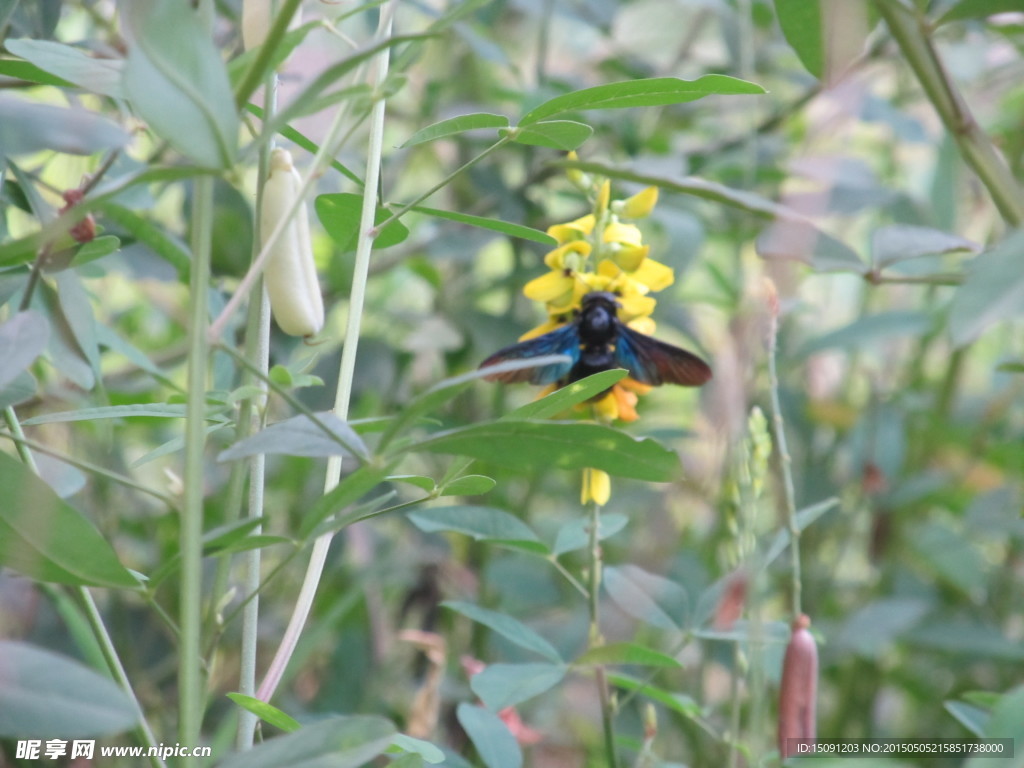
[261,148,324,337]
[242,0,303,52]
[581,468,611,506]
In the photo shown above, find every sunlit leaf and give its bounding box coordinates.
[508,370,627,421]
[520,76,765,125]
[576,642,682,668]
[226,693,300,733]
[401,112,509,147]
[441,474,496,496]
[774,0,824,78]
[505,120,593,151]
[316,193,409,251]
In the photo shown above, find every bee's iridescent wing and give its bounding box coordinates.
[479,323,580,384]
[614,323,712,386]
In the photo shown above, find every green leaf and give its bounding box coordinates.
[228,20,318,90]
[316,193,410,251]
[0,58,74,88]
[407,506,542,546]
[973,686,1024,763]
[410,205,556,246]
[470,662,566,710]
[444,601,562,662]
[603,565,688,631]
[519,75,765,125]
[606,673,702,720]
[939,0,1024,24]
[441,474,496,496]
[456,704,522,768]
[412,420,680,482]
[0,95,130,158]
[388,733,445,764]
[576,642,682,668]
[757,219,865,272]
[22,403,200,425]
[217,715,396,768]
[798,311,933,357]
[944,700,989,738]
[226,693,300,733]
[218,412,369,462]
[762,498,839,567]
[401,112,509,147]
[5,38,124,98]
[505,120,592,150]
[298,466,388,539]
[0,371,37,410]
[774,0,824,78]
[97,202,192,279]
[122,1,239,168]
[0,452,139,588]
[378,357,570,451]
[390,474,437,492]
[0,641,139,738]
[0,310,49,391]
[508,370,627,421]
[552,513,628,556]
[948,230,1024,348]
[871,224,978,268]
[68,235,120,268]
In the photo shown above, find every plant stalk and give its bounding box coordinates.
[586,499,618,768]
[180,175,214,748]
[255,0,398,703]
[873,0,1024,228]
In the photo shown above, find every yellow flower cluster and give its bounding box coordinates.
[522,157,677,505]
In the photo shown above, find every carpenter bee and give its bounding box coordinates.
[479,291,712,389]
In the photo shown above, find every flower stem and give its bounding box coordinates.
[255,0,397,703]
[586,499,618,768]
[873,0,1024,227]
[766,297,801,620]
[180,175,214,747]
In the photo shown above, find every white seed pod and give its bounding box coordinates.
[242,0,303,52]
[261,148,324,337]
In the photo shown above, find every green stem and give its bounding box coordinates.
[586,499,618,768]
[180,175,214,748]
[233,0,303,109]
[255,0,398,703]
[767,304,801,620]
[873,0,1024,228]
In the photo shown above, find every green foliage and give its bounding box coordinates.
[1,0,1023,765]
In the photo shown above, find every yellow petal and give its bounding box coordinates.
[578,271,612,294]
[581,468,612,506]
[524,270,574,303]
[592,391,619,422]
[612,384,640,422]
[614,244,649,271]
[620,186,659,219]
[627,316,656,335]
[629,258,675,292]
[596,258,621,278]
[543,240,591,270]
[547,215,596,243]
[518,318,565,341]
[596,180,611,215]
[603,221,643,247]
[618,292,656,320]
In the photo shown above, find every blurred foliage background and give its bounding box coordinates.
[1,0,1023,766]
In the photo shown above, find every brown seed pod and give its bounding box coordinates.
[778,613,818,758]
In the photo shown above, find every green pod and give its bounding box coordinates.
[261,148,324,337]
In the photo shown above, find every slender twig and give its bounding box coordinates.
[873,0,1024,227]
[766,289,801,620]
[256,0,398,703]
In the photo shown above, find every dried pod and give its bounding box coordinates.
[260,148,324,337]
[778,613,818,758]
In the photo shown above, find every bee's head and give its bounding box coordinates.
[581,291,621,313]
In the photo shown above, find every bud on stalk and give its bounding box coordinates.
[261,148,324,337]
[777,613,818,758]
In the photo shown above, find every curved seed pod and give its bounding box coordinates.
[241,0,302,52]
[778,613,818,758]
[261,148,324,337]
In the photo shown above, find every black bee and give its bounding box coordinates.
[479,291,712,389]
